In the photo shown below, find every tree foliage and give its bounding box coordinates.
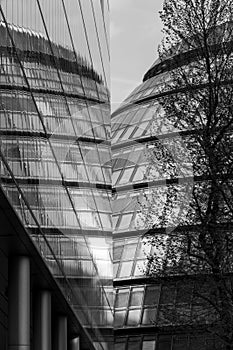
[141,0,233,348]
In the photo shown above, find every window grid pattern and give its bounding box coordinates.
[115,281,217,329]
[115,333,224,350]
[114,237,155,279]
[0,137,111,185]
[111,103,156,143]
[0,1,112,347]
[112,145,146,187]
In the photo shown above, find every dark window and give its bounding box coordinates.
[128,337,141,350]
[157,335,172,350]
[160,285,176,304]
[129,287,144,307]
[144,285,160,305]
[115,289,129,308]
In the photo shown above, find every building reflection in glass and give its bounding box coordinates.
[0,1,112,348]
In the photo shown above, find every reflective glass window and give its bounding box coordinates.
[144,285,160,305]
[141,307,157,325]
[128,337,141,350]
[122,244,137,260]
[115,289,129,308]
[132,122,150,138]
[190,336,206,350]
[112,215,119,230]
[112,170,121,185]
[118,261,133,278]
[173,336,189,350]
[115,342,126,350]
[133,260,145,276]
[157,335,172,350]
[120,126,136,141]
[114,310,126,327]
[176,283,193,304]
[118,168,134,185]
[129,287,144,307]
[142,339,156,350]
[132,167,146,182]
[114,245,124,260]
[160,285,176,304]
[126,309,141,326]
[114,263,119,278]
[119,214,133,230]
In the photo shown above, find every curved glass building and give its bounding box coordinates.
[0,1,112,349]
[112,32,231,350]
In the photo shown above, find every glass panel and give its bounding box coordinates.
[120,126,136,141]
[115,343,126,350]
[134,260,145,276]
[160,286,176,304]
[126,309,141,326]
[144,286,160,305]
[157,336,172,350]
[128,337,141,350]
[129,287,144,307]
[173,336,189,350]
[118,261,133,278]
[190,336,206,350]
[176,283,193,304]
[115,289,129,308]
[118,168,134,185]
[113,170,121,185]
[122,244,137,260]
[114,310,126,327]
[132,167,146,182]
[141,308,157,325]
[119,214,133,230]
[114,245,124,261]
[142,340,156,350]
[132,122,149,138]
[115,338,127,350]
[114,263,119,278]
[0,1,111,349]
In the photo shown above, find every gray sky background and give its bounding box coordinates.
[110,0,164,111]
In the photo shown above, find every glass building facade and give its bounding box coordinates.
[0,1,112,349]
[112,36,230,350]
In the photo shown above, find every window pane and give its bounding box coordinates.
[157,335,172,350]
[114,310,126,327]
[115,343,125,350]
[133,166,146,182]
[134,260,145,276]
[129,287,144,307]
[144,286,160,305]
[122,244,137,260]
[190,336,206,350]
[128,338,141,350]
[119,214,133,230]
[176,283,192,304]
[160,286,176,304]
[141,308,157,325]
[115,289,129,308]
[118,261,133,278]
[118,168,134,184]
[114,245,124,260]
[126,309,141,326]
[173,336,189,350]
[114,263,119,278]
[112,170,121,185]
[142,340,156,350]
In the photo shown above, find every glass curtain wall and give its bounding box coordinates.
[0,1,112,349]
[111,38,231,350]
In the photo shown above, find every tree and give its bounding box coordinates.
[140,0,233,348]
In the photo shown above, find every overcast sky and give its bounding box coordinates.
[110,0,164,111]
